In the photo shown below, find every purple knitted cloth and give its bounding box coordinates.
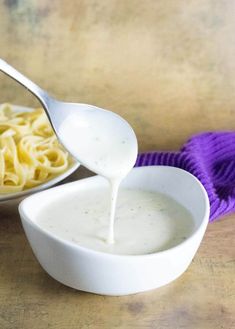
[135,132,235,222]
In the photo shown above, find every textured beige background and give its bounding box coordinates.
[1,0,235,151]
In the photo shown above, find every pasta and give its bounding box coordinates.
[0,104,72,193]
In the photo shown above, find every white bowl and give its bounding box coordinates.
[0,104,79,201]
[19,166,210,296]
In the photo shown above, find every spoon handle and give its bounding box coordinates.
[0,59,50,109]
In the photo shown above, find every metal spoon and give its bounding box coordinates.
[0,59,138,179]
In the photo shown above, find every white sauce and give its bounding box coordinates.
[49,105,192,253]
[57,108,138,180]
[36,188,194,255]
[57,107,138,243]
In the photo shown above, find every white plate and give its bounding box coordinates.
[0,104,80,202]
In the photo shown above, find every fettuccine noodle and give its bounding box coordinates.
[0,104,72,193]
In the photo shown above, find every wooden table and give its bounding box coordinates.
[0,167,234,329]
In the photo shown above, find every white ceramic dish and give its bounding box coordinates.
[0,104,79,201]
[19,166,210,296]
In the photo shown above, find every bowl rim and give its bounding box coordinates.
[0,103,80,201]
[19,166,210,259]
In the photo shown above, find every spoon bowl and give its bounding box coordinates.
[47,100,138,178]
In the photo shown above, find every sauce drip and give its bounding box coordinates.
[58,108,138,243]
